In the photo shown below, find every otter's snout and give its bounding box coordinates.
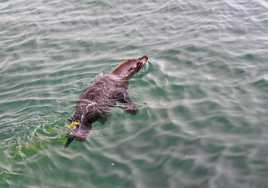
[139,55,149,65]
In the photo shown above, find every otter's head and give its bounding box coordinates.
[112,55,149,79]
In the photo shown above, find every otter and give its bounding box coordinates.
[65,55,149,147]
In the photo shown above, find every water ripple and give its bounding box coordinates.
[0,0,268,187]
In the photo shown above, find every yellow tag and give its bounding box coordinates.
[66,120,80,129]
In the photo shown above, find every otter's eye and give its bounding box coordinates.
[128,66,135,72]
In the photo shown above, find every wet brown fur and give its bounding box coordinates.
[65,56,148,147]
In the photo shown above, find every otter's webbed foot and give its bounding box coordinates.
[124,102,138,114]
[118,91,138,115]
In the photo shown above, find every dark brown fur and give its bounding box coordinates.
[71,75,128,127]
[65,56,148,147]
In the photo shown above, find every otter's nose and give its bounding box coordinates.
[139,55,149,64]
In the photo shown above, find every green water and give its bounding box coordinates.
[1,0,268,187]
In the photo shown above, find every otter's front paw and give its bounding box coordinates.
[125,103,138,114]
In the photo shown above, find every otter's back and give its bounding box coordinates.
[74,75,127,120]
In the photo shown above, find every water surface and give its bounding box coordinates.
[0,0,268,188]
